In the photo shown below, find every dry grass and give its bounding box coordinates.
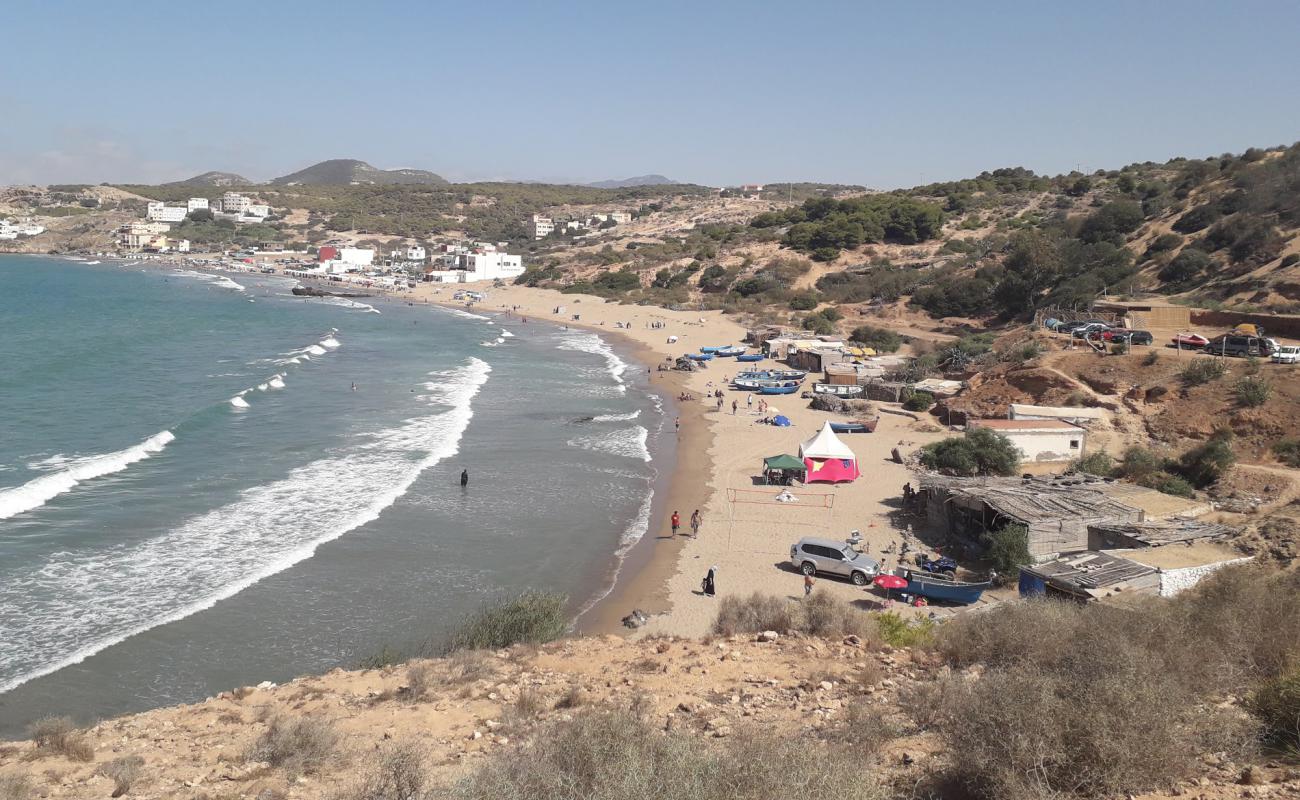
[405,662,434,701]
[554,685,586,710]
[712,591,873,638]
[96,756,144,797]
[0,773,34,800]
[26,717,93,762]
[445,650,495,685]
[335,744,426,800]
[500,688,548,735]
[245,715,338,778]
[823,700,902,755]
[447,710,884,800]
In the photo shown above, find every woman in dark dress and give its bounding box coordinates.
[702,565,717,597]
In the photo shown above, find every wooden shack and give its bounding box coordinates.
[1093,299,1192,330]
[1018,550,1159,602]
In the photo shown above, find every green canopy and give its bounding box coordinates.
[764,454,806,471]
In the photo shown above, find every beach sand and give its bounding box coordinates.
[401,281,953,638]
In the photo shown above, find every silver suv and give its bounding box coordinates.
[790,537,881,586]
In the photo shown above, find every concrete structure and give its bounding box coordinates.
[458,251,524,281]
[968,419,1086,465]
[1009,403,1106,425]
[245,203,271,219]
[220,192,250,214]
[146,202,187,223]
[530,214,554,239]
[175,239,191,253]
[187,198,209,212]
[1019,543,1249,602]
[1093,299,1192,330]
[339,247,375,267]
[406,245,426,261]
[609,211,632,225]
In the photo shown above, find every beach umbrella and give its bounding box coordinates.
[873,575,907,590]
[772,414,791,427]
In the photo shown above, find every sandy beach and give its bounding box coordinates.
[395,280,953,637]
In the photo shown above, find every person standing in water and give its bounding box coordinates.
[460,469,469,488]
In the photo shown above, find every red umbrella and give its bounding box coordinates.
[873,574,907,590]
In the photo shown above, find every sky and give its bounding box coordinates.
[2,0,1298,189]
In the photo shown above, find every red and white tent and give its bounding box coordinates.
[798,421,860,483]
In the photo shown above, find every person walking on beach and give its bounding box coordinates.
[746,393,752,410]
[671,510,681,536]
[675,416,681,433]
[690,509,701,538]
[460,469,469,488]
[731,399,738,415]
[804,572,815,597]
[702,565,717,597]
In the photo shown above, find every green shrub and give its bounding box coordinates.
[1141,350,1160,366]
[788,293,818,311]
[447,591,568,653]
[712,592,796,636]
[340,744,427,800]
[1180,358,1227,385]
[1282,254,1300,268]
[873,612,935,648]
[1174,432,1235,488]
[1235,376,1273,407]
[1159,248,1213,284]
[919,427,1020,477]
[1272,440,1300,468]
[1073,451,1113,477]
[848,325,903,353]
[984,524,1032,575]
[1116,446,1162,480]
[902,390,933,412]
[1138,471,1196,498]
[1249,668,1300,750]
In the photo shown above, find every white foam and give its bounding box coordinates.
[173,270,245,292]
[435,306,491,322]
[574,487,655,619]
[320,336,341,349]
[0,359,491,696]
[0,431,175,521]
[593,410,642,422]
[306,345,327,356]
[500,329,514,338]
[558,332,627,394]
[268,376,285,390]
[257,383,268,391]
[320,297,379,314]
[566,426,651,462]
[230,396,250,409]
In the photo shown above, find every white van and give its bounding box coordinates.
[1272,345,1300,364]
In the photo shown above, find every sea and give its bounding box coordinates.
[0,255,666,737]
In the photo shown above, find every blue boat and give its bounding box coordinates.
[830,418,878,434]
[900,568,990,605]
[686,353,714,361]
[715,346,745,357]
[758,381,801,395]
[699,346,724,353]
[736,353,765,362]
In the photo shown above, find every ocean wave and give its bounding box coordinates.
[436,306,491,322]
[558,332,627,394]
[320,336,341,349]
[268,376,285,390]
[0,359,491,696]
[573,486,655,619]
[0,431,175,522]
[320,297,380,314]
[173,270,245,292]
[230,396,250,409]
[500,329,514,338]
[566,426,651,462]
[593,410,641,422]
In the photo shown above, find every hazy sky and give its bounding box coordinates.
[2,0,1298,188]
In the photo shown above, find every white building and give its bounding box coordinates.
[220,192,250,214]
[245,203,270,219]
[608,211,632,225]
[459,251,524,281]
[530,214,554,239]
[968,419,1086,465]
[406,245,426,261]
[339,247,375,267]
[176,239,191,253]
[187,197,209,212]
[146,202,187,223]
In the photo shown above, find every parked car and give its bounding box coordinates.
[790,537,881,586]
[1101,329,1153,345]
[1060,319,1109,334]
[1070,322,1111,339]
[1272,345,1300,364]
[1171,332,1210,349]
[1204,334,1275,358]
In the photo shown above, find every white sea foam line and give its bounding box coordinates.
[566,426,650,462]
[0,358,491,696]
[230,395,250,409]
[557,332,627,394]
[593,410,641,422]
[172,269,245,292]
[319,297,380,314]
[573,486,655,619]
[434,306,491,322]
[0,432,175,522]
[500,329,514,338]
[320,336,341,349]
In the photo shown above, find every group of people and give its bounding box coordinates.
[670,509,702,538]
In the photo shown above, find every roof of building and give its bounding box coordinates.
[969,419,1084,432]
[1117,542,1247,570]
[1091,482,1213,519]
[921,476,1138,525]
[1087,519,1236,546]
[1093,299,1189,310]
[1009,403,1107,420]
[1023,550,1156,589]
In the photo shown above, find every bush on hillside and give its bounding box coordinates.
[1272,439,1300,468]
[1249,668,1300,750]
[245,715,337,778]
[1175,431,1235,488]
[1235,376,1273,407]
[1172,203,1221,233]
[447,591,568,653]
[1159,248,1213,285]
[713,591,873,640]
[848,325,903,353]
[0,773,34,800]
[1180,358,1227,385]
[1072,451,1114,477]
[448,710,885,800]
[919,427,1020,477]
[1139,471,1196,498]
[788,292,818,310]
[28,716,94,762]
[1145,232,1182,257]
[983,524,1032,575]
[902,390,934,412]
[339,744,427,800]
[1116,446,1163,480]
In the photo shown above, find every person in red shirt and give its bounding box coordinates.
[671,511,681,536]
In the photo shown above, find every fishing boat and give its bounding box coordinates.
[686,352,714,361]
[735,353,765,362]
[699,346,725,353]
[812,383,864,398]
[758,381,801,395]
[830,418,878,434]
[899,568,990,605]
[768,370,807,381]
[714,346,746,357]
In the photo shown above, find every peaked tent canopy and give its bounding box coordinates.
[798,421,860,482]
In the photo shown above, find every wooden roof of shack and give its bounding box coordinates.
[919,476,1139,525]
[1086,519,1236,546]
[1022,550,1156,590]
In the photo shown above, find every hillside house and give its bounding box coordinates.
[968,419,1086,465]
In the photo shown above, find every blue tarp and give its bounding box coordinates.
[772,415,791,427]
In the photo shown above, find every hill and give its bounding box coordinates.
[269,159,448,186]
[163,171,251,187]
[586,174,675,189]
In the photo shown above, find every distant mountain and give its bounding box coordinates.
[269,159,448,186]
[586,174,675,189]
[165,171,251,187]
